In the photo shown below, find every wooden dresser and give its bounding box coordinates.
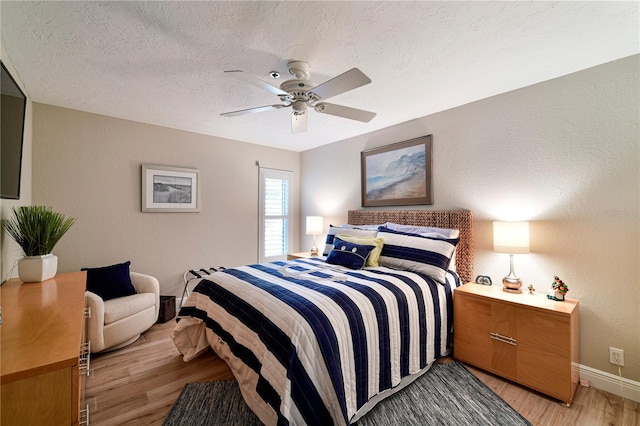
[1,271,90,425]
[454,283,579,405]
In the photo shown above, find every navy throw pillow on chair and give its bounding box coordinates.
[82,261,137,301]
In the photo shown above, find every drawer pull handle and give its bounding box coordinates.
[490,332,517,346]
[79,342,91,376]
[79,404,90,425]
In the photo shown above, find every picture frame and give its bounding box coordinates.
[361,135,433,207]
[141,165,200,212]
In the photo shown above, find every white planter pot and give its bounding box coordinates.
[18,254,58,283]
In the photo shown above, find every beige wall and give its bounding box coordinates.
[301,55,640,382]
[1,44,33,283]
[31,105,300,297]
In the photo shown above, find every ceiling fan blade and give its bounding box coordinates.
[224,70,290,97]
[314,102,376,123]
[308,68,372,101]
[291,112,307,133]
[221,104,286,117]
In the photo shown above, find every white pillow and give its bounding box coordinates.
[384,222,459,271]
[384,222,460,239]
[377,226,458,284]
[339,224,383,231]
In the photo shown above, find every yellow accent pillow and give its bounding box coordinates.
[335,234,385,267]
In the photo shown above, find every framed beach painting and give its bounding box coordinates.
[142,165,200,212]
[361,135,433,207]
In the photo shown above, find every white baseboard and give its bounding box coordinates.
[579,364,640,403]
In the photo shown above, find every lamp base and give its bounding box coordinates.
[309,247,319,256]
[502,276,523,294]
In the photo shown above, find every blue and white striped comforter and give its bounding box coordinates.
[173,258,460,425]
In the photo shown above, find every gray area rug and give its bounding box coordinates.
[163,362,531,425]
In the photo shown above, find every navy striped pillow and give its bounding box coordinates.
[377,227,459,284]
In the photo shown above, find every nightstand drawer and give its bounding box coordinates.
[455,295,492,330]
[454,323,491,369]
[518,346,572,401]
[517,310,571,357]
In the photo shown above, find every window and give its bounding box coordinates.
[259,168,292,263]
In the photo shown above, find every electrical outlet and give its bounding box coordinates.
[609,347,625,366]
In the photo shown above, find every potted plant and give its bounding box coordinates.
[1,205,75,282]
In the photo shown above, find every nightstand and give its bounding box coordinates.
[286,252,319,260]
[453,283,579,405]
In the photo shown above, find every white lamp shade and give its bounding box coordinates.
[306,216,324,235]
[493,221,530,254]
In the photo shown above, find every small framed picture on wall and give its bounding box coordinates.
[141,165,200,212]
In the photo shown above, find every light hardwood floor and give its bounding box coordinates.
[85,321,639,425]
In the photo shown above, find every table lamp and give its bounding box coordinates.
[306,216,323,256]
[493,221,530,293]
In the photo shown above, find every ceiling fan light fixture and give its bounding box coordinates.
[292,102,307,115]
[292,110,308,133]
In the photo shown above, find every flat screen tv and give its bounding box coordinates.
[1,60,27,199]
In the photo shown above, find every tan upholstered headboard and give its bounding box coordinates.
[347,210,474,283]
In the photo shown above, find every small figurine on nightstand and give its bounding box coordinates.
[527,284,535,295]
[547,275,568,301]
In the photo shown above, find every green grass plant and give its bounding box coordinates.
[1,205,75,256]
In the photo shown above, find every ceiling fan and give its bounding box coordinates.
[221,60,376,133]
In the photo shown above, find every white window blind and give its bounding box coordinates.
[259,168,292,263]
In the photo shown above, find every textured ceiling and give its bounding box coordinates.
[1,1,638,152]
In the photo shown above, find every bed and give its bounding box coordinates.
[173,209,473,425]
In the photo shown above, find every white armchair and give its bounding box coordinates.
[85,272,160,353]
